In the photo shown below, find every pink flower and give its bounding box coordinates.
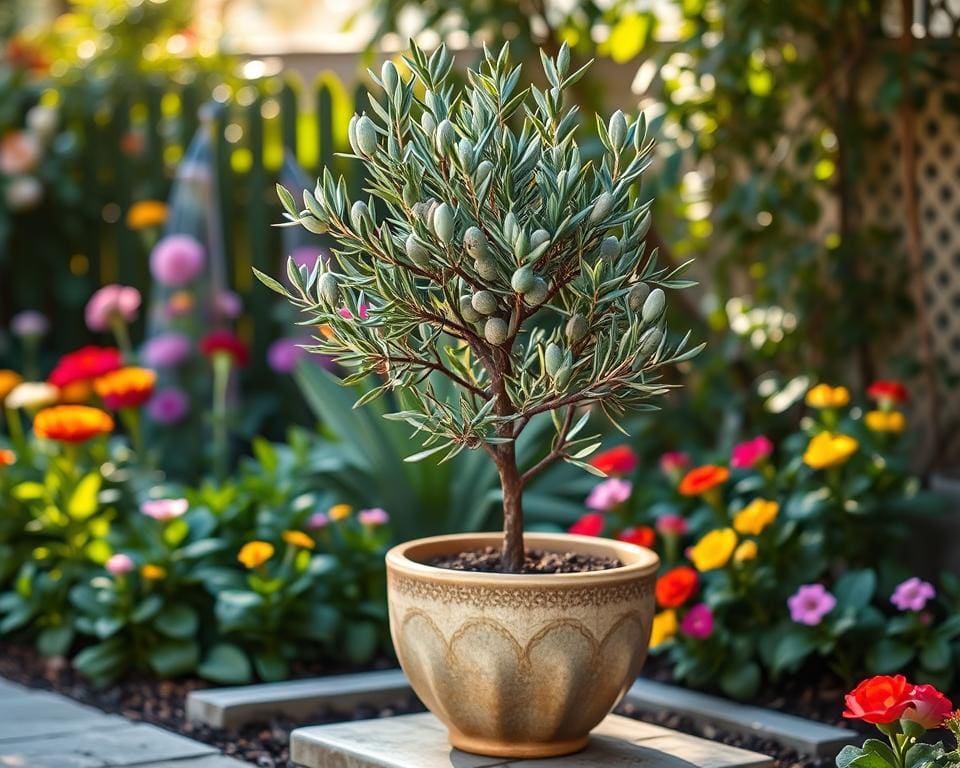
[891,577,936,612]
[307,512,330,529]
[141,498,188,521]
[680,603,714,639]
[569,512,605,537]
[585,478,632,511]
[106,553,135,575]
[146,387,190,425]
[84,284,141,332]
[788,583,837,626]
[0,131,40,175]
[268,337,309,374]
[731,436,774,469]
[903,684,953,729]
[656,514,689,536]
[659,451,690,475]
[142,333,192,368]
[150,234,206,286]
[358,508,390,526]
[214,290,243,320]
[338,301,369,320]
[10,310,49,338]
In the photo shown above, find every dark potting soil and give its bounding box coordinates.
[427,545,622,573]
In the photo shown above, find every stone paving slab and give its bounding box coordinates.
[0,679,26,698]
[136,757,253,767]
[291,712,774,768]
[0,691,125,742]
[624,678,858,757]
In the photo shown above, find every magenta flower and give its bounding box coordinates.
[358,508,390,526]
[150,234,205,286]
[85,284,141,332]
[307,512,330,529]
[142,333,192,368]
[659,451,690,475]
[891,577,936,612]
[731,436,774,469]
[106,553,135,575]
[338,301,369,321]
[10,310,49,338]
[788,583,837,626]
[141,498,188,521]
[147,387,190,425]
[267,337,309,374]
[585,478,632,511]
[680,603,714,639]
[656,514,689,537]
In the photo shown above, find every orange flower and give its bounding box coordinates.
[656,566,699,608]
[282,530,315,550]
[93,367,156,410]
[59,379,92,404]
[34,405,114,443]
[0,370,23,402]
[678,465,730,496]
[0,449,16,466]
[238,541,274,569]
[126,200,168,231]
[141,564,167,580]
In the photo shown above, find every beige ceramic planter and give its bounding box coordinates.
[385,532,658,758]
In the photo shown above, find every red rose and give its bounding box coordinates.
[568,512,604,537]
[200,331,249,367]
[49,346,122,388]
[867,380,908,405]
[655,566,699,609]
[842,675,913,725]
[903,684,953,729]
[617,526,655,548]
[590,445,638,476]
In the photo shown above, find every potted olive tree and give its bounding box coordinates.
[259,43,698,759]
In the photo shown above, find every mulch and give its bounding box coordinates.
[0,640,858,767]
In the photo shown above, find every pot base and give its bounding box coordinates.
[449,728,589,759]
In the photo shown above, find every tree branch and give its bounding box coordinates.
[521,404,575,486]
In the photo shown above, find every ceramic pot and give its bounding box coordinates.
[385,532,658,758]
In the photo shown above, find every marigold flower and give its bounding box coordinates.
[589,445,639,475]
[650,610,678,648]
[94,367,157,410]
[49,346,122,388]
[0,449,15,466]
[58,380,91,404]
[678,465,730,497]
[569,512,605,537]
[865,410,905,434]
[680,603,714,639]
[656,566,699,608]
[0,370,24,402]
[6,382,58,411]
[733,499,779,536]
[34,405,114,443]
[805,383,850,409]
[126,200,168,230]
[867,380,908,405]
[282,530,316,549]
[141,564,167,581]
[85,284,141,332]
[238,541,274,569]
[689,528,737,572]
[803,432,858,469]
[617,526,655,548]
[200,331,249,367]
[328,503,352,521]
[733,539,758,563]
[730,436,773,469]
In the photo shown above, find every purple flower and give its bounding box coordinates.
[891,577,936,612]
[147,387,190,425]
[10,310,49,339]
[141,498,188,521]
[585,478,632,511]
[214,290,243,320]
[150,234,205,286]
[267,337,309,374]
[106,553,135,575]
[680,603,714,639]
[358,508,390,526]
[141,333,192,368]
[306,512,329,529]
[788,583,837,626]
[85,284,141,332]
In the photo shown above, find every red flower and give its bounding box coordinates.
[904,684,953,729]
[678,465,730,497]
[867,380,908,405]
[656,566,699,608]
[569,512,605,537]
[617,526,655,548]
[590,445,638,475]
[842,675,914,725]
[49,346,122,388]
[200,331,249,367]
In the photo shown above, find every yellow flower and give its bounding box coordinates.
[238,541,274,569]
[803,432,859,470]
[282,530,315,550]
[141,564,167,580]
[734,540,758,563]
[865,410,905,434]
[0,370,24,403]
[329,503,352,521]
[650,610,678,648]
[126,200,168,230]
[689,528,738,572]
[733,499,779,536]
[805,384,850,409]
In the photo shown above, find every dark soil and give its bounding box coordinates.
[427,546,622,573]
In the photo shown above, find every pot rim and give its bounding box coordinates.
[386,531,659,586]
